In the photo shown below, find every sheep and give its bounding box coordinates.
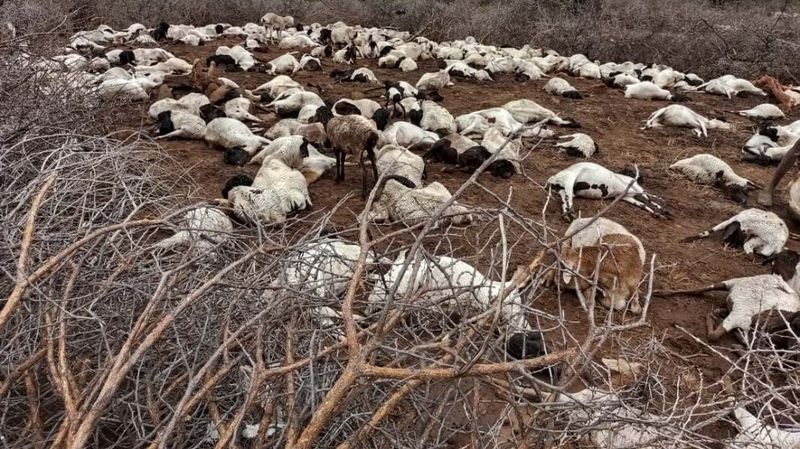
[224,97,262,123]
[250,135,311,168]
[763,250,800,297]
[669,154,757,204]
[333,98,382,118]
[331,67,379,83]
[791,177,800,222]
[557,220,644,314]
[267,53,301,75]
[155,111,206,140]
[366,175,471,227]
[299,53,322,71]
[759,120,800,146]
[643,104,731,137]
[204,117,270,165]
[132,57,193,75]
[148,93,210,119]
[267,91,324,117]
[738,103,785,121]
[697,75,766,98]
[544,77,582,99]
[554,133,598,158]
[420,100,457,137]
[219,45,256,71]
[423,134,491,172]
[265,119,326,146]
[332,45,358,65]
[252,75,301,100]
[683,208,788,257]
[624,81,686,101]
[375,145,425,186]
[604,72,641,88]
[365,251,542,360]
[97,77,158,102]
[501,99,578,127]
[324,115,381,198]
[381,121,439,148]
[299,104,332,124]
[154,207,233,254]
[220,175,287,226]
[456,108,525,137]
[279,34,315,49]
[398,58,418,72]
[546,162,667,219]
[730,405,800,447]
[299,145,336,184]
[741,140,793,165]
[416,70,453,92]
[260,13,294,41]
[480,127,522,178]
[132,48,174,66]
[567,217,646,263]
[252,158,312,214]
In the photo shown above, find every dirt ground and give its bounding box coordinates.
[115,37,800,444]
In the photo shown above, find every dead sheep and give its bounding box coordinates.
[558,227,644,314]
[697,75,767,98]
[415,70,453,92]
[324,114,381,198]
[267,91,325,117]
[731,404,800,447]
[220,175,287,226]
[624,81,687,101]
[365,251,543,360]
[155,110,206,140]
[154,207,233,254]
[643,104,731,137]
[501,99,578,127]
[299,53,322,71]
[250,135,312,168]
[265,119,326,146]
[252,158,312,214]
[97,76,159,102]
[148,92,210,119]
[279,34,316,49]
[333,45,358,64]
[420,100,457,136]
[544,77,582,99]
[381,121,439,148]
[375,145,426,186]
[366,175,471,227]
[223,97,262,123]
[204,117,270,165]
[480,127,522,178]
[423,134,492,172]
[683,208,788,257]
[266,53,301,75]
[738,103,785,121]
[546,162,667,219]
[554,133,598,158]
[669,153,757,204]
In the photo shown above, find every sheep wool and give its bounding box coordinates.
[368,178,471,227]
[375,145,426,186]
[154,207,233,253]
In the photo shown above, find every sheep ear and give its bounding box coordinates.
[561,270,573,285]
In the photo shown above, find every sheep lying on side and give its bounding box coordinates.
[676,274,800,341]
[555,133,598,158]
[220,175,286,226]
[252,158,312,214]
[300,145,336,184]
[265,119,326,146]
[249,135,311,168]
[149,92,210,119]
[420,100,457,137]
[415,69,453,92]
[544,77,582,99]
[643,105,731,137]
[546,162,667,219]
[267,91,324,117]
[155,111,206,140]
[98,77,158,101]
[697,75,766,98]
[267,53,301,75]
[223,97,262,123]
[558,220,644,314]
[381,121,438,148]
[501,99,578,127]
[366,250,545,360]
[252,75,301,100]
[624,81,685,101]
[204,117,270,165]
[683,208,787,257]
[366,175,472,227]
[730,405,800,448]
[481,127,522,178]
[738,103,785,121]
[375,145,426,186]
[423,134,491,172]
[154,207,233,254]
[669,154,756,204]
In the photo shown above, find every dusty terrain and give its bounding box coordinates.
[114,38,800,441]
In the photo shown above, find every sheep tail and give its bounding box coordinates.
[652,282,728,297]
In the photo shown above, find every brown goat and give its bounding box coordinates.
[559,233,644,314]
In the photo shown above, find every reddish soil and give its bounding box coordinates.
[115,38,800,442]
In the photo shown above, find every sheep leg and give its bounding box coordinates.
[360,152,368,198]
[155,129,186,140]
[706,313,728,341]
[335,149,344,182]
[622,196,667,218]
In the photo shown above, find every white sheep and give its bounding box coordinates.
[624,81,678,101]
[365,251,543,359]
[730,405,800,448]
[97,77,158,102]
[252,75,301,99]
[567,217,646,263]
[381,121,439,148]
[204,118,270,165]
[367,176,472,227]
[250,135,312,168]
[421,100,457,136]
[544,77,582,99]
[480,127,522,178]
[252,158,312,214]
[415,70,453,92]
[299,53,322,71]
[738,103,785,121]
[224,97,262,123]
[643,104,731,137]
[546,162,667,218]
[300,145,336,184]
[554,133,598,158]
[279,34,315,49]
[155,110,206,140]
[456,108,524,137]
[221,177,286,226]
[267,53,301,75]
[398,58,417,72]
[134,57,193,75]
[268,91,324,116]
[260,13,294,41]
[154,207,233,253]
[684,208,788,257]
[375,145,426,186]
[501,99,576,126]
[669,154,755,203]
[697,75,766,98]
